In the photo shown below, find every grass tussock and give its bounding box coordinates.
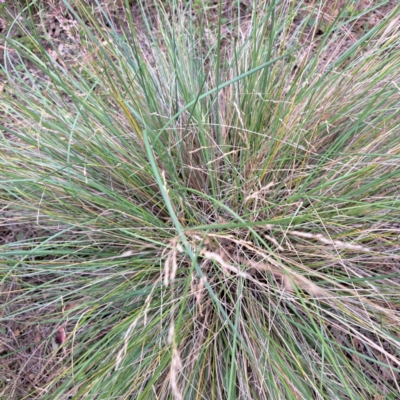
[1,0,400,398]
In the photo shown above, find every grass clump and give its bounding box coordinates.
[1,0,400,398]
